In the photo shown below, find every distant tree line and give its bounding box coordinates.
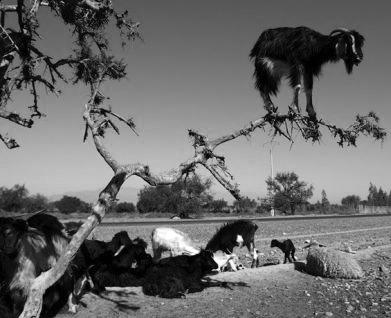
[340,183,391,209]
[1,178,390,216]
[365,183,391,206]
[0,184,135,214]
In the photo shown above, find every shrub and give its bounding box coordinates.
[53,195,91,214]
[115,202,136,213]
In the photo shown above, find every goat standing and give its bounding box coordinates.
[270,239,296,263]
[206,220,259,268]
[250,26,364,119]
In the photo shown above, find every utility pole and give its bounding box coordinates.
[269,147,275,217]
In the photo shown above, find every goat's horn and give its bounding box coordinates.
[16,208,47,220]
[330,28,351,36]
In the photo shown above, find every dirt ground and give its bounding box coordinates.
[57,244,391,318]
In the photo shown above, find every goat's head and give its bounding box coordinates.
[197,249,218,272]
[331,28,364,74]
[0,219,27,255]
[132,237,148,250]
[270,239,278,248]
[110,231,132,253]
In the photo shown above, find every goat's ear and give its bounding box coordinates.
[336,37,347,59]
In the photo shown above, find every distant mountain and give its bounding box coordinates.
[48,186,141,204]
[211,189,262,204]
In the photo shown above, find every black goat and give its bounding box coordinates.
[0,298,13,318]
[250,26,364,119]
[206,219,259,267]
[270,239,296,263]
[142,250,218,298]
[79,230,132,265]
[86,237,152,292]
[0,215,74,317]
[69,230,134,299]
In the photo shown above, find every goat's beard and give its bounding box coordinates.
[344,59,355,74]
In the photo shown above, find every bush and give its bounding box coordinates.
[53,195,91,214]
[115,202,136,213]
[208,199,229,213]
[23,194,48,213]
[0,184,28,212]
[233,196,257,213]
[136,174,213,215]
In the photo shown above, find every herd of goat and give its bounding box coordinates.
[0,213,286,317]
[0,212,363,318]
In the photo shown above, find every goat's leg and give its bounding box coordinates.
[68,293,78,314]
[261,92,277,114]
[289,68,301,113]
[303,71,317,120]
[228,258,238,272]
[247,242,258,268]
[153,247,162,261]
[287,254,293,263]
[292,85,301,113]
[291,251,297,262]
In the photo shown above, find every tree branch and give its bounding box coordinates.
[0,133,19,148]
[0,108,34,127]
[0,4,18,12]
[79,0,113,11]
[18,171,127,318]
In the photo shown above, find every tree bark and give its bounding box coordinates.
[19,172,127,318]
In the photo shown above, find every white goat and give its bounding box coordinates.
[212,251,244,272]
[151,227,200,260]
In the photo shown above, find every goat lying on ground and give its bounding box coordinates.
[206,220,259,268]
[270,239,297,263]
[151,227,200,260]
[87,237,152,292]
[68,230,135,310]
[250,26,364,120]
[73,230,133,273]
[142,250,218,298]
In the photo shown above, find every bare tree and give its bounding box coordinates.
[0,1,386,317]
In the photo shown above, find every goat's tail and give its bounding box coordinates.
[252,58,280,97]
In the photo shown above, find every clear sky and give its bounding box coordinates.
[1,0,390,204]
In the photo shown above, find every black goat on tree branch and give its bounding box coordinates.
[250,26,365,120]
[0,2,385,316]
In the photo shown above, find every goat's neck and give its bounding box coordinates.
[9,251,36,296]
[276,241,284,249]
[318,36,340,64]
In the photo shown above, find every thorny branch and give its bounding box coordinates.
[0,0,140,148]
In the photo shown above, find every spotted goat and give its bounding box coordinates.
[250,26,364,120]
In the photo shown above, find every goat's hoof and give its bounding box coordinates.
[68,305,78,314]
[264,104,278,114]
